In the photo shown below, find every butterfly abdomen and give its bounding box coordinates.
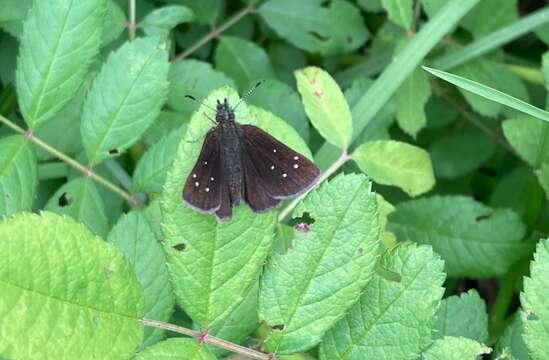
[219,121,244,206]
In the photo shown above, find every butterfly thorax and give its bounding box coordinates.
[216,102,243,206]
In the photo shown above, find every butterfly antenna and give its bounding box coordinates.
[184,95,217,112]
[232,80,264,111]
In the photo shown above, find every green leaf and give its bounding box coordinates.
[167,59,235,119]
[258,0,369,55]
[214,36,275,91]
[108,210,175,348]
[0,31,18,85]
[133,127,185,193]
[0,212,144,359]
[134,338,215,360]
[45,177,109,237]
[430,128,496,179]
[460,0,517,38]
[388,195,529,277]
[422,337,491,360]
[102,0,126,46]
[494,315,529,360]
[81,36,170,165]
[143,111,186,146]
[177,0,222,25]
[0,135,37,217]
[160,86,276,329]
[259,173,380,353]
[0,0,32,36]
[141,5,194,38]
[434,289,488,342]
[268,42,307,86]
[381,0,413,29]
[248,78,310,141]
[16,0,105,128]
[315,0,480,169]
[535,163,549,199]
[423,66,549,123]
[395,67,432,138]
[352,140,435,197]
[320,243,445,360]
[520,238,549,360]
[502,115,549,167]
[295,66,352,149]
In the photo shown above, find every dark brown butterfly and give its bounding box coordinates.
[182,86,320,220]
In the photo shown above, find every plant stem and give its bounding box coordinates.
[140,318,274,360]
[173,3,256,62]
[128,0,137,41]
[277,151,350,223]
[0,115,140,207]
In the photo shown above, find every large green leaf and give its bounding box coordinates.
[16,0,105,128]
[0,212,144,359]
[214,36,275,91]
[502,115,549,167]
[388,196,529,277]
[258,0,369,55]
[108,210,175,348]
[395,67,431,138]
[81,36,170,165]
[135,338,214,359]
[160,87,276,330]
[421,337,491,360]
[296,66,352,149]
[520,238,549,360]
[434,289,488,343]
[320,243,445,360]
[259,173,380,354]
[460,0,517,38]
[381,0,413,29]
[45,177,109,237]
[0,135,37,217]
[353,140,435,196]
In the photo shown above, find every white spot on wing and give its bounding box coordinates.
[195,182,199,187]
[192,173,197,178]
[204,161,208,165]
[273,149,277,153]
[270,165,275,170]
[205,187,210,192]
[294,164,299,169]
[293,156,299,160]
[210,177,214,181]
[282,173,287,178]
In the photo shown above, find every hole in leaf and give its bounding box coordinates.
[104,268,113,278]
[58,192,71,207]
[173,243,186,251]
[357,247,364,256]
[272,324,286,331]
[291,212,315,227]
[108,148,120,156]
[526,311,539,321]
[308,30,330,42]
[294,223,310,233]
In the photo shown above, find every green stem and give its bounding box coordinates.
[128,0,136,40]
[0,114,140,207]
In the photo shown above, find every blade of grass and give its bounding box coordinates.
[431,6,549,71]
[424,66,549,123]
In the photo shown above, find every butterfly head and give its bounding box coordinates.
[215,98,235,124]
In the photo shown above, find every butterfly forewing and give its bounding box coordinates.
[241,125,320,199]
[182,130,223,213]
[242,150,281,212]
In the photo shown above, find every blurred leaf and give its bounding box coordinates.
[108,210,175,348]
[141,5,194,37]
[167,59,235,118]
[296,66,352,149]
[381,0,413,29]
[260,174,380,354]
[0,0,32,36]
[395,67,432,137]
[423,66,549,122]
[434,289,488,342]
[259,0,369,55]
[422,336,491,359]
[160,87,275,330]
[0,33,17,85]
[357,0,382,12]
[320,243,445,360]
[535,163,549,199]
[143,110,186,146]
[102,0,126,46]
[268,42,307,86]
[0,135,37,217]
[494,315,529,360]
[353,140,435,196]
[520,238,549,360]
[461,0,517,38]
[388,195,529,277]
[135,338,214,359]
[502,115,549,167]
[248,78,309,141]
[81,36,170,165]
[214,36,275,91]
[16,0,105,128]
[177,0,222,25]
[45,177,109,237]
[430,128,495,179]
[0,212,144,359]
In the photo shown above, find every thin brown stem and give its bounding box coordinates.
[0,115,140,207]
[140,318,274,360]
[173,3,256,62]
[128,0,137,40]
[277,150,350,223]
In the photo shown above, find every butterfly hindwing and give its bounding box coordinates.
[241,125,320,199]
[242,149,281,212]
[182,129,223,213]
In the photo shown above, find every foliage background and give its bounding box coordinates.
[1,0,549,359]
